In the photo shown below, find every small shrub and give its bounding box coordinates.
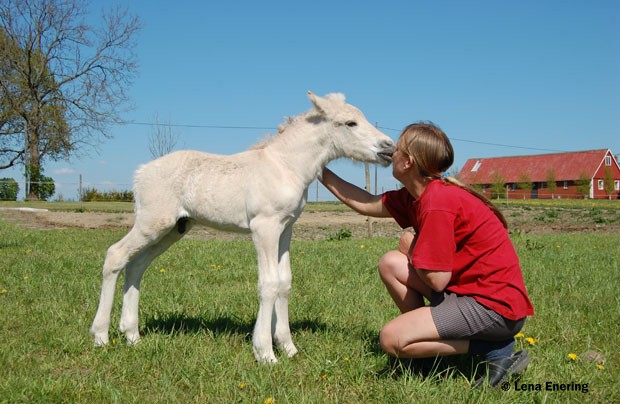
[0,178,19,201]
[326,228,352,241]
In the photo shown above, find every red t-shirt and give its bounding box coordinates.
[382,180,534,320]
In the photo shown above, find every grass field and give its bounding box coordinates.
[1,213,619,402]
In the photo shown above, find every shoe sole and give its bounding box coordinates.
[495,351,531,387]
[473,351,531,388]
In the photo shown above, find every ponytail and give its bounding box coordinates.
[442,176,508,229]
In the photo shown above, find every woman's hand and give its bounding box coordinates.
[320,168,391,217]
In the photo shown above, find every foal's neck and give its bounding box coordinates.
[267,116,339,186]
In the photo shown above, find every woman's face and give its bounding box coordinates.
[391,148,412,182]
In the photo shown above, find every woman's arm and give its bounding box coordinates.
[415,269,451,292]
[320,168,392,217]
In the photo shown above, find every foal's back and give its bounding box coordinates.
[132,149,304,233]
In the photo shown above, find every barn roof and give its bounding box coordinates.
[457,149,614,184]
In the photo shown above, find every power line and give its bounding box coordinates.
[123,120,277,131]
[121,120,566,153]
[378,126,566,153]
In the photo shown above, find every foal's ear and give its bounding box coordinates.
[307,91,346,118]
[307,91,325,115]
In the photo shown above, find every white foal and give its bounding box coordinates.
[90,91,394,362]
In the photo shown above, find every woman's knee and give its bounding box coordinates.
[379,323,401,356]
[377,250,405,282]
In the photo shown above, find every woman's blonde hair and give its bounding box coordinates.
[397,122,508,228]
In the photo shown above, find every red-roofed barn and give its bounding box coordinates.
[457,149,620,200]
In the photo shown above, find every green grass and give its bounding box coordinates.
[0,200,354,214]
[1,221,619,402]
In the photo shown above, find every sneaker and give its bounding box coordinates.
[473,350,530,388]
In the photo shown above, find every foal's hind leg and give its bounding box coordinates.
[90,217,189,346]
[90,225,154,346]
[120,220,192,344]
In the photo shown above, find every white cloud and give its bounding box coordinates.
[53,167,77,175]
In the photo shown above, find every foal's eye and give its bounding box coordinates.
[345,121,357,127]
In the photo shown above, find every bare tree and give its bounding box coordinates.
[148,114,179,159]
[0,0,140,199]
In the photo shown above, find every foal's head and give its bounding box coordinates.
[307,92,395,167]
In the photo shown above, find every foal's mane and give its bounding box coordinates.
[249,111,323,150]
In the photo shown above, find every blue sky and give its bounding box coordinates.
[5,0,620,200]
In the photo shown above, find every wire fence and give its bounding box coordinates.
[0,178,382,202]
[1,178,618,203]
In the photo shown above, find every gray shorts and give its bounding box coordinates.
[429,291,525,341]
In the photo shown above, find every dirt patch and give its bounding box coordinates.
[1,205,619,240]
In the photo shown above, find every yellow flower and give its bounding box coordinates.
[321,373,327,381]
[0,289,7,294]
[525,337,537,345]
[515,332,525,338]
[344,356,350,362]
[263,398,274,404]
[360,244,365,249]
[238,381,246,389]
[159,268,165,273]
[567,353,578,361]
[597,364,605,370]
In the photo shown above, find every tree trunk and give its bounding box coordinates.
[26,130,40,201]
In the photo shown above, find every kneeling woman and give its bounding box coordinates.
[320,122,534,387]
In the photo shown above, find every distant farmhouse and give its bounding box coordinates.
[457,149,620,200]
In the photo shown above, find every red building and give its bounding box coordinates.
[458,149,620,200]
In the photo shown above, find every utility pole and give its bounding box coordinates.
[365,162,372,237]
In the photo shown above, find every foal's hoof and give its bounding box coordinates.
[91,329,109,347]
[281,343,298,358]
[253,348,278,364]
[125,332,141,346]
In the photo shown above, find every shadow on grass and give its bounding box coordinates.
[360,329,485,383]
[142,312,330,342]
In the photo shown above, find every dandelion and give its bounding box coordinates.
[515,332,525,339]
[0,289,7,294]
[263,398,274,404]
[597,364,605,370]
[238,381,246,389]
[567,353,578,361]
[344,356,350,362]
[321,373,328,381]
[525,337,537,345]
[360,244,365,249]
[159,268,166,273]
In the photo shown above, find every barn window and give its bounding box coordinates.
[605,155,612,166]
[471,160,481,172]
[615,180,619,191]
[563,181,568,190]
[598,180,604,190]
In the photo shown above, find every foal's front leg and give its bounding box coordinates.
[250,218,282,363]
[272,224,298,357]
